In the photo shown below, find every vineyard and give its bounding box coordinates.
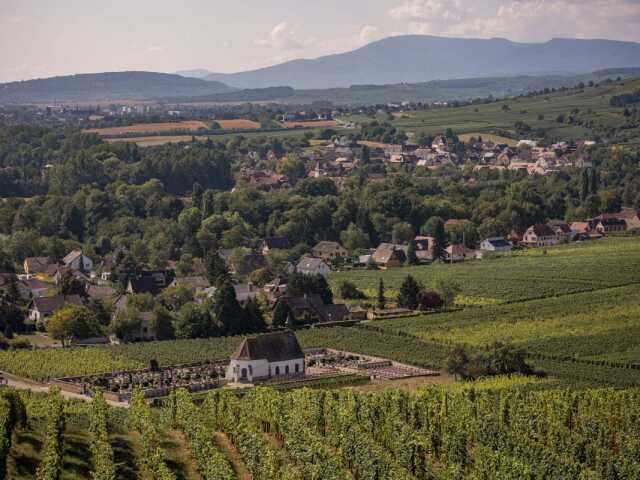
[376,283,640,362]
[332,237,640,305]
[1,383,639,479]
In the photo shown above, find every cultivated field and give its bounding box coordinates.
[282,119,338,128]
[215,119,262,130]
[332,238,640,305]
[84,120,210,136]
[3,381,639,479]
[105,135,209,146]
[344,78,640,142]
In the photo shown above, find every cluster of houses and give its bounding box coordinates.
[472,139,595,175]
[3,207,636,342]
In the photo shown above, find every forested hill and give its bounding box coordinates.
[204,35,640,89]
[0,72,235,104]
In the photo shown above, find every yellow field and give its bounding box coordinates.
[215,119,262,130]
[283,119,338,128]
[85,120,210,136]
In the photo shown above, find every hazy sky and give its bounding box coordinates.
[2,0,640,82]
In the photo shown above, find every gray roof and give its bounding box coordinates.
[296,257,328,272]
[31,295,82,315]
[231,331,304,362]
[24,257,51,274]
[312,241,346,254]
[63,249,83,265]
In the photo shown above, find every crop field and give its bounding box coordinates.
[84,120,210,136]
[282,119,338,128]
[332,238,640,305]
[105,135,209,146]
[2,384,639,479]
[215,119,262,130]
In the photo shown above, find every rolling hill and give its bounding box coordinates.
[204,35,640,89]
[0,71,234,103]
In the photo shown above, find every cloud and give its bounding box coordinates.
[389,0,640,41]
[255,22,304,50]
[359,25,380,42]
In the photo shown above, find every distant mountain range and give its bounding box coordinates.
[201,35,640,89]
[0,71,234,103]
[3,35,640,105]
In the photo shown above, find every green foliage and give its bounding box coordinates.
[397,275,422,310]
[338,280,367,300]
[35,388,65,480]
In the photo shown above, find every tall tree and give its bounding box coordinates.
[214,281,247,335]
[397,275,421,310]
[272,299,293,328]
[204,251,231,287]
[406,241,419,265]
[432,219,449,262]
[377,279,385,310]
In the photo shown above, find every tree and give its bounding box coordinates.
[444,347,469,380]
[59,271,86,298]
[243,297,267,333]
[110,307,142,342]
[173,303,212,339]
[340,223,369,251]
[418,291,444,311]
[392,222,414,245]
[287,272,333,304]
[432,218,449,262]
[214,281,247,335]
[47,305,101,347]
[406,241,419,265]
[192,182,204,210]
[435,279,461,309]
[377,279,385,310]
[272,299,293,328]
[204,251,231,287]
[339,281,366,300]
[397,275,421,310]
[153,307,175,340]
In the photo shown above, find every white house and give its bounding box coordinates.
[63,250,94,272]
[296,257,330,277]
[226,331,305,383]
[479,237,513,253]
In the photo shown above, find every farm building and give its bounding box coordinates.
[226,331,305,383]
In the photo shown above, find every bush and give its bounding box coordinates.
[418,291,444,310]
[339,281,367,300]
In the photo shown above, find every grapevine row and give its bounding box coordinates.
[129,388,176,480]
[35,388,65,480]
[171,389,235,480]
[88,389,116,480]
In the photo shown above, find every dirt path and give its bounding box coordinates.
[213,432,252,480]
[163,430,204,480]
[3,374,129,408]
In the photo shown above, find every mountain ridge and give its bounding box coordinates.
[0,71,234,103]
[202,35,640,89]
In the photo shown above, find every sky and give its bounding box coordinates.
[2,0,640,82]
